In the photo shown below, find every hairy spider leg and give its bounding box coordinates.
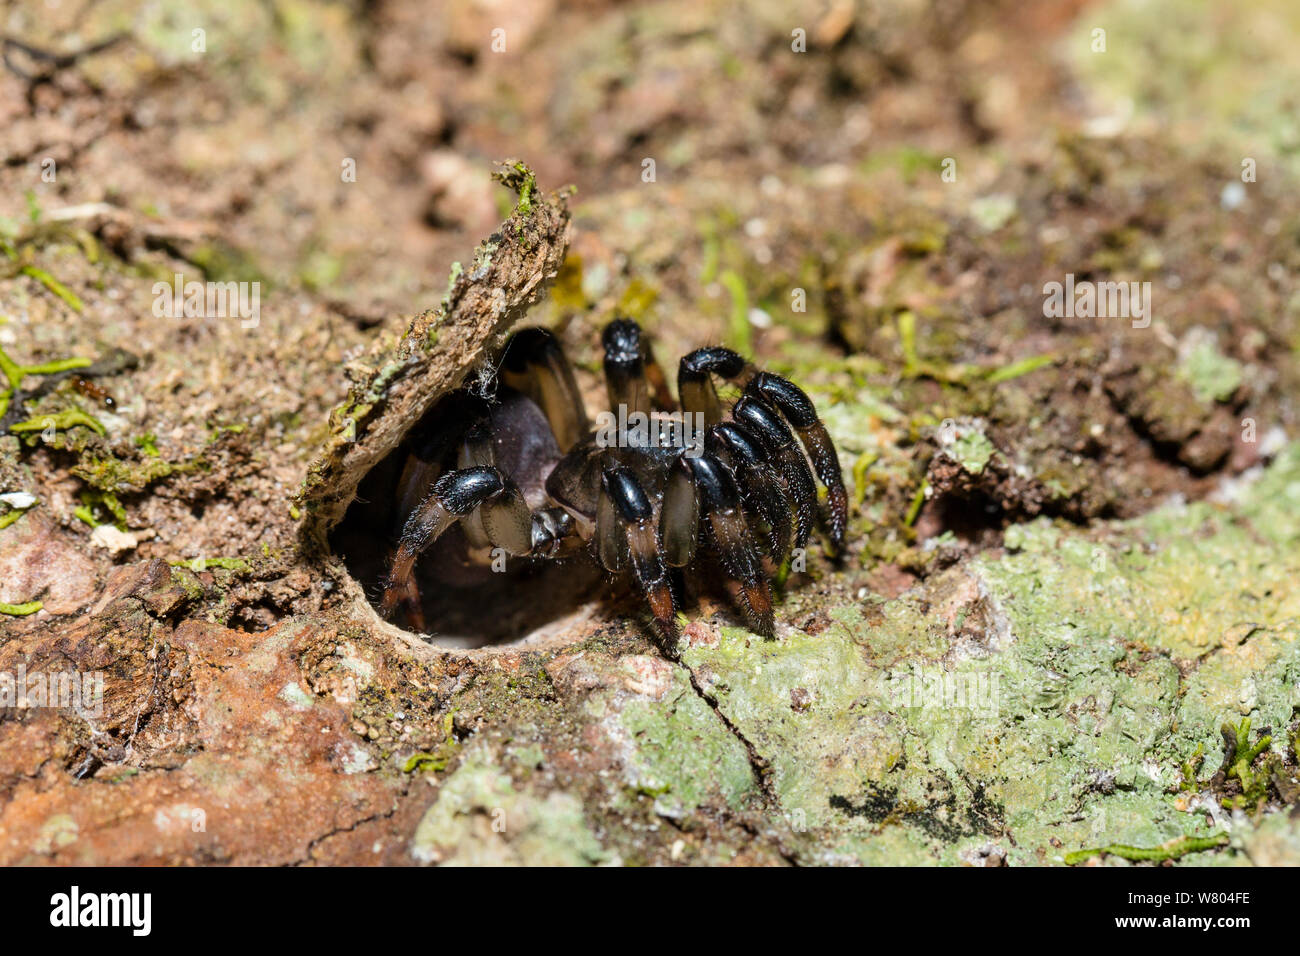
[744,372,848,555]
[387,566,427,633]
[499,327,589,452]
[598,459,678,653]
[601,317,676,416]
[380,466,532,619]
[678,346,847,556]
[660,457,699,568]
[731,395,819,550]
[705,421,794,567]
[681,453,774,637]
[676,345,757,425]
[393,392,491,530]
[455,417,497,548]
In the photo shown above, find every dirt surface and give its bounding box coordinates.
[1,0,1299,865]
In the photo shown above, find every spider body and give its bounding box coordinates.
[379,318,847,652]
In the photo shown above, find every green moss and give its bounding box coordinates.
[719,270,752,354]
[0,495,33,530]
[492,160,539,219]
[1065,832,1229,865]
[9,407,105,438]
[0,348,91,389]
[134,432,160,458]
[904,480,929,525]
[71,448,205,496]
[0,345,93,419]
[74,489,128,530]
[1210,718,1282,811]
[1180,744,1205,792]
[401,712,459,774]
[403,752,450,773]
[986,354,1056,385]
[0,600,42,616]
[168,567,207,602]
[898,310,919,375]
[168,557,251,573]
[19,265,83,313]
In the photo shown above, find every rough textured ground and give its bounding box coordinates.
[1,0,1298,865]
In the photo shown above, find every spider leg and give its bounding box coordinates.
[393,392,490,527]
[677,346,756,425]
[500,327,589,452]
[706,421,793,567]
[731,395,818,551]
[455,418,496,548]
[478,477,533,557]
[599,459,678,652]
[682,453,774,638]
[394,564,428,633]
[453,411,577,558]
[602,317,676,418]
[642,343,676,411]
[603,319,651,418]
[380,465,532,618]
[660,457,699,567]
[744,372,848,555]
[677,346,847,555]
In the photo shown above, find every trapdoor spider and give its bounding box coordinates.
[378,318,847,651]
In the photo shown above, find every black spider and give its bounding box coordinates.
[378,317,847,653]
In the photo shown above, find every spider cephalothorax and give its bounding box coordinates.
[378,317,847,653]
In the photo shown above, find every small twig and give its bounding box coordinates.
[1,31,127,80]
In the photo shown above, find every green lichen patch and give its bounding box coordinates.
[683,625,905,833]
[1177,331,1245,405]
[409,742,608,866]
[614,663,758,816]
[942,424,995,476]
[1071,0,1300,177]
[662,444,1300,865]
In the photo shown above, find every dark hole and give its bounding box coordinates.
[329,391,603,649]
